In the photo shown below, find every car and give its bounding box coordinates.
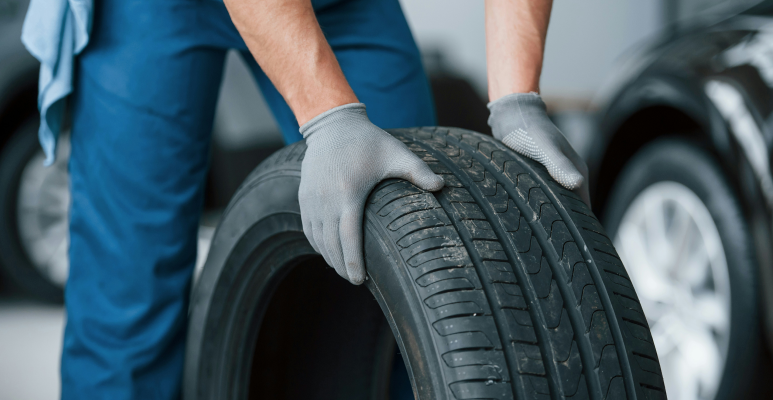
[587,2,773,399]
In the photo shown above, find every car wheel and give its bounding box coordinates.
[603,138,759,400]
[184,127,665,400]
[0,118,69,303]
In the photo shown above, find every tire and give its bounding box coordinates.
[603,138,758,400]
[0,117,67,303]
[184,127,665,400]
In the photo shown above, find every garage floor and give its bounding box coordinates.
[0,297,64,400]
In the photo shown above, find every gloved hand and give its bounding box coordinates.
[488,92,591,207]
[299,103,445,284]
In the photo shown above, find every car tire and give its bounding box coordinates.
[603,138,759,400]
[0,117,66,303]
[184,127,665,400]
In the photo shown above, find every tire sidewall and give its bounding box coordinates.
[602,137,759,399]
[363,211,446,399]
[185,162,307,399]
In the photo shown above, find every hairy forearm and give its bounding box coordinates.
[224,0,358,125]
[485,0,553,101]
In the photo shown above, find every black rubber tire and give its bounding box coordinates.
[603,138,760,400]
[0,117,65,303]
[184,127,665,400]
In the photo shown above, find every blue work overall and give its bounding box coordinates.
[63,0,435,398]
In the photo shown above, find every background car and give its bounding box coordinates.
[586,3,773,400]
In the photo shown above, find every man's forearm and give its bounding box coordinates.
[224,0,358,125]
[485,0,553,101]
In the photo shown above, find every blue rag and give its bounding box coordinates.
[21,0,92,165]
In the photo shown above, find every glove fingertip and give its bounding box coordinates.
[415,172,445,192]
[555,172,584,190]
[333,266,351,283]
[347,262,366,285]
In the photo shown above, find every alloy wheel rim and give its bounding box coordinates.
[614,181,730,400]
[16,133,72,288]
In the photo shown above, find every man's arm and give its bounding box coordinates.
[224,0,356,125]
[485,0,590,206]
[485,0,552,101]
[224,0,444,284]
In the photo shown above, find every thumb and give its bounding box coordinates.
[531,142,585,191]
[388,150,445,192]
[547,152,585,190]
[501,127,586,191]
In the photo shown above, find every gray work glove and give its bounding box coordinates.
[488,92,591,207]
[299,103,445,284]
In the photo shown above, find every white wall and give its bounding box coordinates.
[542,1,662,101]
[399,0,664,107]
[399,0,488,94]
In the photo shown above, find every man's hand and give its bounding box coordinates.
[488,93,590,206]
[299,104,444,284]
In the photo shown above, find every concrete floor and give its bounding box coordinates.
[0,298,64,400]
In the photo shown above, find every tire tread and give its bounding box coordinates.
[364,127,665,400]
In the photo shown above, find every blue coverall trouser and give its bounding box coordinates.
[63,0,435,398]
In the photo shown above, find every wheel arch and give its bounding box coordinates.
[593,104,704,218]
[0,67,37,151]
